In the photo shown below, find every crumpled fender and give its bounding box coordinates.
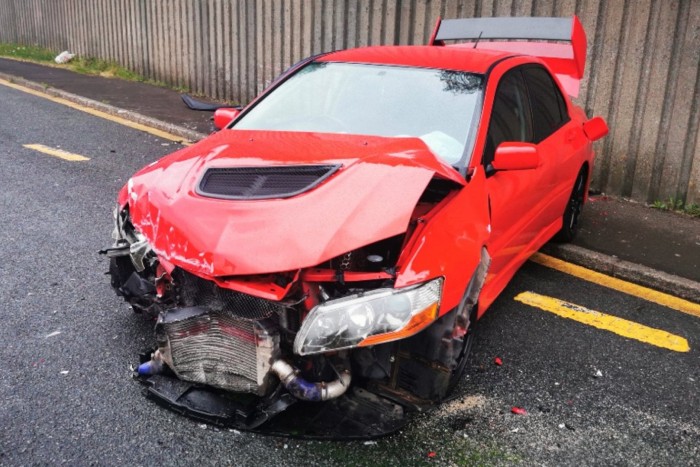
[395,167,491,314]
[125,130,464,277]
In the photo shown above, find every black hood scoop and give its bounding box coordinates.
[197,164,340,200]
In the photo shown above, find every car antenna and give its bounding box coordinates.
[473,31,483,49]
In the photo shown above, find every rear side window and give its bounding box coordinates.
[483,70,532,166]
[523,66,570,143]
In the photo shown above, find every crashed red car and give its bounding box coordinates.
[104,16,607,437]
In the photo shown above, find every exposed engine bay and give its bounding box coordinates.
[102,175,487,438]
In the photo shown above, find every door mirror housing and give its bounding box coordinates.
[582,116,608,142]
[213,108,242,130]
[492,142,540,171]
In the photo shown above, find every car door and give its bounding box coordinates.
[521,65,585,226]
[484,67,553,283]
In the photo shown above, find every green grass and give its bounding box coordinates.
[0,42,189,93]
[651,197,700,218]
[0,43,55,62]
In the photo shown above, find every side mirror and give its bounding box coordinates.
[492,142,539,171]
[582,116,608,142]
[213,108,242,130]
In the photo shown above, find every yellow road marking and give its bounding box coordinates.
[24,143,90,162]
[515,291,690,352]
[530,252,700,318]
[0,78,191,145]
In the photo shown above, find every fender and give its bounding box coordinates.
[395,167,491,313]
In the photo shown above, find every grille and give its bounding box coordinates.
[173,268,282,320]
[157,307,280,395]
[196,164,340,200]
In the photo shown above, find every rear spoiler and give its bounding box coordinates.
[429,17,587,97]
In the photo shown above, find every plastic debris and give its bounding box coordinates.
[45,331,61,338]
[54,51,76,64]
[558,423,565,429]
[494,356,503,366]
[594,369,603,378]
[427,451,436,458]
[363,441,377,446]
[60,370,69,375]
[511,406,527,415]
[199,424,207,429]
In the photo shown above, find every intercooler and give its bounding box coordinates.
[155,269,283,396]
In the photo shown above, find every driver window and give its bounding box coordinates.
[483,69,532,167]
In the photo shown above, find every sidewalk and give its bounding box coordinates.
[1,57,698,302]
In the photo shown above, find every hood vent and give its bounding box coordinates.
[197,164,340,200]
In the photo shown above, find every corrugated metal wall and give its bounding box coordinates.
[0,0,698,204]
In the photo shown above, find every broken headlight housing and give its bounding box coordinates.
[294,277,443,355]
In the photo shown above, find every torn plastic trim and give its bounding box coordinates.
[271,360,351,402]
[103,205,156,273]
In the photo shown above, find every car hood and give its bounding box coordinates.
[126,130,464,277]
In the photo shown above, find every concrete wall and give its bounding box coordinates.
[0,0,698,204]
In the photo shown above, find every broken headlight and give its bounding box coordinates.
[294,277,443,356]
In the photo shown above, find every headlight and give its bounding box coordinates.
[293,277,443,356]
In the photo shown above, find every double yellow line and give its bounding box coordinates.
[524,253,697,352]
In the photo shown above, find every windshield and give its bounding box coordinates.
[234,62,484,166]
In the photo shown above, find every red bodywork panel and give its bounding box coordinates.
[126,130,463,279]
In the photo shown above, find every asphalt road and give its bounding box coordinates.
[1,83,698,466]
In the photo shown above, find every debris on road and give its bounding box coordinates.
[60,370,69,375]
[594,369,603,378]
[494,356,503,366]
[511,407,527,415]
[45,331,61,338]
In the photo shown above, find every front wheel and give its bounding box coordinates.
[446,302,477,395]
[554,169,587,243]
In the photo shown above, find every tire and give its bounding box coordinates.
[554,168,587,243]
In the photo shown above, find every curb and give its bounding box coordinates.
[541,243,700,303]
[0,71,208,143]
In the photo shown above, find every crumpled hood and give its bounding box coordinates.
[126,130,464,277]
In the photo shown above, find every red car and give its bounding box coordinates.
[104,16,607,437]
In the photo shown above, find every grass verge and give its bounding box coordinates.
[650,197,700,218]
[0,42,188,92]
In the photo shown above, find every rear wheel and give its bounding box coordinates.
[554,168,587,242]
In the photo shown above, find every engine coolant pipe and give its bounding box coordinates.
[271,360,351,402]
[137,350,165,376]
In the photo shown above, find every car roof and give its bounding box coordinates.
[318,45,514,74]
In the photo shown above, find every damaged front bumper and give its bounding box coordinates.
[103,206,474,438]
